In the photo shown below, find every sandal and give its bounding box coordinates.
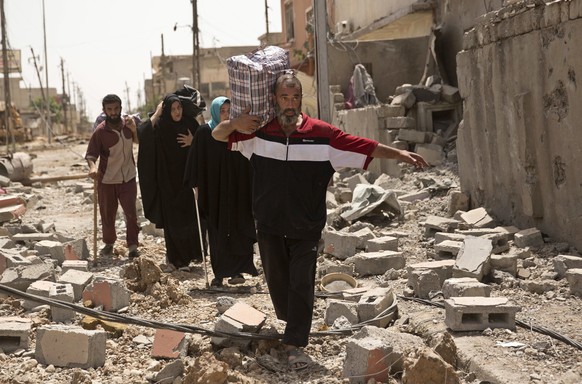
[287,347,313,371]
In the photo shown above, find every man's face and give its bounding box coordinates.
[103,102,122,124]
[274,85,302,127]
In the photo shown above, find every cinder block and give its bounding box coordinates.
[490,253,518,276]
[12,233,57,243]
[0,251,31,275]
[442,277,491,299]
[453,237,493,281]
[554,255,582,278]
[151,329,188,359]
[57,269,93,301]
[565,268,582,297]
[514,228,544,248]
[407,260,455,285]
[49,284,76,323]
[24,280,60,310]
[444,297,520,331]
[345,250,405,276]
[434,240,463,259]
[322,230,359,260]
[82,277,130,312]
[352,227,376,249]
[0,316,31,353]
[424,215,460,237]
[365,236,398,252]
[357,287,395,327]
[325,299,359,325]
[34,240,65,265]
[460,208,495,228]
[36,325,106,368]
[343,326,424,382]
[407,269,441,299]
[212,302,266,349]
[61,260,89,273]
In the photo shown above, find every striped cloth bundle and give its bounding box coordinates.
[227,46,290,128]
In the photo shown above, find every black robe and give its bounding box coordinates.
[137,108,204,267]
[185,124,258,279]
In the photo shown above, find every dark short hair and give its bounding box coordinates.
[102,94,122,108]
[274,71,302,93]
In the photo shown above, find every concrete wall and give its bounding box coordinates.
[333,0,418,33]
[456,0,582,249]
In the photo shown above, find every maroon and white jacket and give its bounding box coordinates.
[85,120,137,184]
[229,113,378,240]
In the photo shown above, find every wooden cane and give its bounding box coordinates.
[93,178,98,265]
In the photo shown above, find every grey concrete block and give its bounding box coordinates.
[35,325,107,368]
[346,250,405,276]
[442,277,492,299]
[444,297,520,331]
[0,317,31,353]
[325,300,359,325]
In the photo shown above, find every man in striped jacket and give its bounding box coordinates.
[212,73,428,370]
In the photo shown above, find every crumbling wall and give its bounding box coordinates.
[328,37,429,102]
[456,0,582,249]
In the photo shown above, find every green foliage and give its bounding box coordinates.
[30,96,62,122]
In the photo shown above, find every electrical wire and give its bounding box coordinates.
[398,295,582,351]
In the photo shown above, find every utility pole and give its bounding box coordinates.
[124,81,131,113]
[60,57,68,133]
[314,0,331,122]
[191,0,200,88]
[265,0,270,43]
[0,0,14,152]
[30,47,48,124]
[42,0,51,143]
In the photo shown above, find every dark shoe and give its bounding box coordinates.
[128,249,140,259]
[99,244,114,256]
[228,274,245,285]
[210,278,223,288]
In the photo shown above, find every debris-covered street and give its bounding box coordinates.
[0,138,580,384]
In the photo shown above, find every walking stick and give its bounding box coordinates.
[193,188,210,288]
[93,178,98,265]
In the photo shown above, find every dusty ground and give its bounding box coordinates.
[0,136,581,384]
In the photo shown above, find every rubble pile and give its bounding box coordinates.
[0,142,580,383]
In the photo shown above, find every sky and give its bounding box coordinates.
[4,0,282,119]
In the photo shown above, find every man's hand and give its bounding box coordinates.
[177,131,193,147]
[212,106,261,142]
[397,150,429,169]
[88,163,100,180]
[232,106,261,134]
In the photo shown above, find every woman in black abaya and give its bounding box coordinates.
[138,94,204,269]
[185,96,258,287]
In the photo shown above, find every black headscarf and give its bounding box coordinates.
[159,94,183,128]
